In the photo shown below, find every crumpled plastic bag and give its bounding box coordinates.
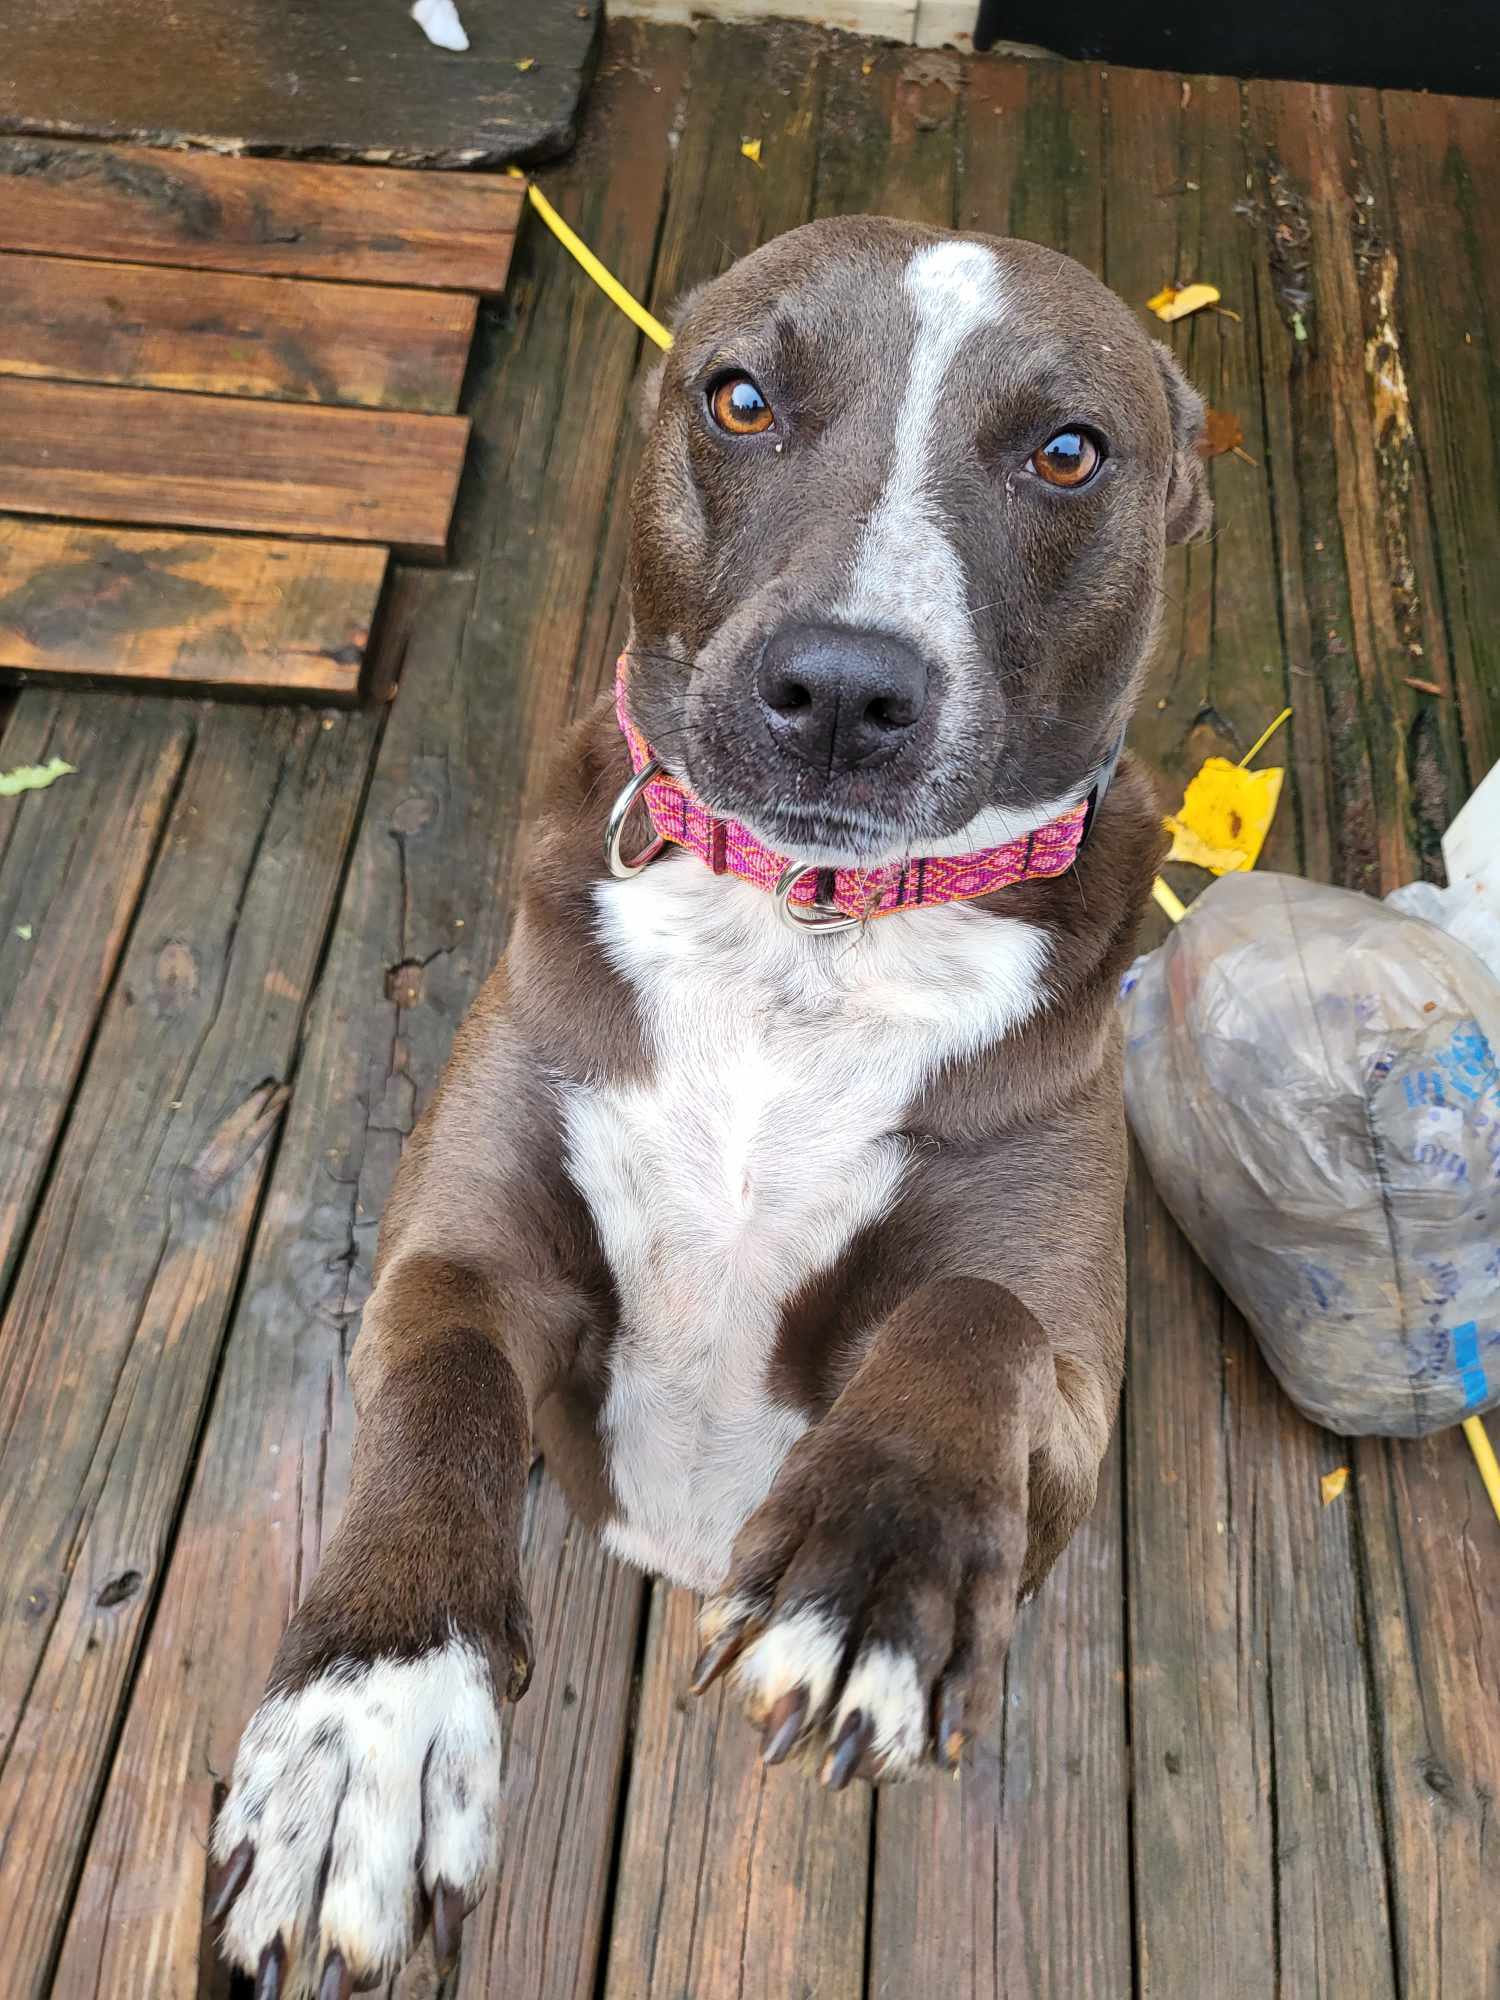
[1121,872,1500,1437]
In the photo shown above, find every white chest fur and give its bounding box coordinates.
[560,856,1049,1591]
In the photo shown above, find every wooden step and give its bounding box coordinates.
[0,252,477,412]
[0,520,388,698]
[0,379,470,558]
[0,138,523,294]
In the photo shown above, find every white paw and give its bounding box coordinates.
[727,1604,928,1782]
[212,1640,501,1996]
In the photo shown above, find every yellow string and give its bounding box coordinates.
[1152,877,1188,923]
[1463,1415,1500,1528]
[509,170,673,350]
[1240,705,1293,768]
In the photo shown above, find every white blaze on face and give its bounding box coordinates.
[836,240,1011,706]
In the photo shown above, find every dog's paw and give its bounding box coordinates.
[210,1639,503,1997]
[691,1441,1026,1786]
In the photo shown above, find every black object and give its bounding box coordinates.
[972,0,1500,98]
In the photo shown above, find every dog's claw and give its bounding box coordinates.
[432,1879,466,1977]
[935,1689,966,1770]
[761,1686,808,1766]
[206,1838,253,1923]
[689,1626,746,1696]
[255,1939,286,2000]
[820,1709,870,1791]
[317,1953,354,2000]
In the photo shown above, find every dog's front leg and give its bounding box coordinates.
[694,1277,1076,1785]
[210,1248,562,1999]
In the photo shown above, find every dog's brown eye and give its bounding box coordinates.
[1030,429,1102,488]
[709,373,775,436]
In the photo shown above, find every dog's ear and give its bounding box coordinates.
[1152,342,1212,545]
[634,282,709,434]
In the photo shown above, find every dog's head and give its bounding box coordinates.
[625,216,1208,866]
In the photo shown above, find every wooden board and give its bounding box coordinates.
[0,139,523,294]
[0,253,476,412]
[0,521,387,697]
[49,29,692,1997]
[0,380,468,559]
[0,701,379,2000]
[0,0,600,171]
[0,691,193,1303]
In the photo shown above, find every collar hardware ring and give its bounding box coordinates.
[774,863,860,934]
[605,759,668,878]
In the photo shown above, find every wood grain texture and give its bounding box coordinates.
[0,701,378,2000]
[0,379,469,559]
[603,1587,869,2000]
[0,520,387,696]
[51,30,692,1998]
[0,253,477,412]
[0,691,192,1301]
[1116,66,1399,2000]
[0,0,599,170]
[0,139,522,292]
[1240,80,1500,2000]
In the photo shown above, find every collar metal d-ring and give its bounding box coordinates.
[774,862,860,933]
[605,760,667,877]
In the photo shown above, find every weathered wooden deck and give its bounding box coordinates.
[1,22,1496,1997]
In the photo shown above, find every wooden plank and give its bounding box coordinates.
[1250,81,1500,2000]
[0,139,523,293]
[0,699,379,1999]
[1379,90,1500,787]
[51,26,691,1998]
[0,0,600,172]
[0,380,468,560]
[0,692,193,1302]
[604,1587,868,2000]
[0,521,387,697]
[1114,66,1399,1999]
[871,54,1133,2000]
[600,27,872,2000]
[0,253,476,412]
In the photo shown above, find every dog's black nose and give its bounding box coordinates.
[756,625,928,774]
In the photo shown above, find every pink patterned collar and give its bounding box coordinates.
[612,662,1096,927]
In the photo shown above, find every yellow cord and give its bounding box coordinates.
[509,169,673,351]
[1152,876,1188,923]
[1463,1415,1500,1528]
[1240,705,1293,768]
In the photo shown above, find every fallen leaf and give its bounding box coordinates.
[1321,1466,1349,1505]
[1199,407,1244,457]
[1147,281,1221,322]
[515,55,535,69]
[1165,759,1284,873]
[15,924,32,941]
[861,56,875,73]
[0,755,76,798]
[1291,310,1308,342]
[740,137,763,165]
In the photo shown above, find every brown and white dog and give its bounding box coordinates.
[211,216,1206,1998]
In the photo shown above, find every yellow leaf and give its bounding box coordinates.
[0,755,76,798]
[1321,1466,1349,1505]
[515,55,535,69]
[740,137,762,165]
[1165,759,1284,873]
[1148,281,1222,322]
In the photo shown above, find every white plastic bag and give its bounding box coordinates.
[1122,872,1500,1436]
